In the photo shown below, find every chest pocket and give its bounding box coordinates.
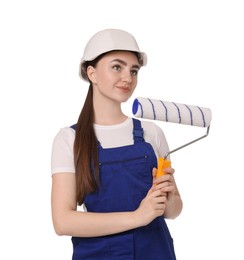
[84,153,153,213]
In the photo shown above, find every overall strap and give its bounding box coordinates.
[70,124,77,130]
[132,118,144,143]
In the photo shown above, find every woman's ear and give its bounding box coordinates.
[87,66,97,83]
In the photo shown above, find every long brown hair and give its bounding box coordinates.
[73,56,103,206]
[73,51,141,205]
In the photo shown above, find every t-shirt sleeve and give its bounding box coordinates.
[142,121,170,159]
[51,127,76,175]
[154,124,170,159]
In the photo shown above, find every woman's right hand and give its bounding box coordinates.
[134,189,167,227]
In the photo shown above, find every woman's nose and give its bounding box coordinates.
[121,70,132,83]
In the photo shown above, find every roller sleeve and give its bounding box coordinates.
[132,97,212,127]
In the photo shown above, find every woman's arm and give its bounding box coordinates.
[51,173,167,237]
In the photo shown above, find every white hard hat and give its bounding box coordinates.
[79,29,147,81]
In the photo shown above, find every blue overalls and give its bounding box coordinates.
[71,118,177,260]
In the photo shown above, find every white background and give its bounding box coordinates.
[0,0,243,259]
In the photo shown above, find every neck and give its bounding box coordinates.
[93,100,127,125]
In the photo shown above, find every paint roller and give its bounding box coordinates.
[132,97,212,178]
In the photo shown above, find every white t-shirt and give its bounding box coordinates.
[51,117,170,175]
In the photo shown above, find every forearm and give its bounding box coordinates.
[51,174,167,237]
[164,194,183,219]
[53,210,139,237]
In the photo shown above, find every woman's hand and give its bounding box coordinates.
[134,188,167,226]
[151,167,183,219]
[151,167,176,202]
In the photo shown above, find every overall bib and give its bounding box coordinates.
[72,119,176,260]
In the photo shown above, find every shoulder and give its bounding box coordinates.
[137,119,169,158]
[140,119,164,136]
[51,126,76,175]
[52,126,75,148]
[55,126,75,138]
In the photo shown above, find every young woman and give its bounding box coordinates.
[51,28,183,260]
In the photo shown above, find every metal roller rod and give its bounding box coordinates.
[164,126,210,159]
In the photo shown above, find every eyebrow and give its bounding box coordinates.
[110,59,140,69]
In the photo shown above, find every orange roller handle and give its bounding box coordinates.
[156,157,171,178]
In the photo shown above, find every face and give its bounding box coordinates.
[87,51,140,104]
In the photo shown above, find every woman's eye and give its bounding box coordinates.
[131,70,138,76]
[113,65,121,71]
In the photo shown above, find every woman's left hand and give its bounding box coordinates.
[151,167,183,219]
[151,167,176,202]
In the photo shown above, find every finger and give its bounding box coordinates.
[155,203,166,211]
[152,167,157,178]
[154,173,172,185]
[148,189,165,198]
[155,195,167,203]
[163,167,175,174]
[147,187,158,195]
[161,185,174,193]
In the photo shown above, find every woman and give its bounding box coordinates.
[51,28,183,260]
